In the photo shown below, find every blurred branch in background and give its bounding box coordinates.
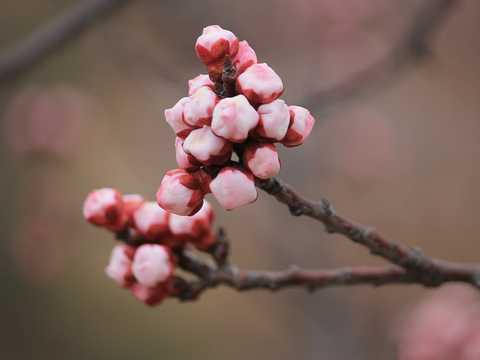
[303,0,461,114]
[0,0,135,84]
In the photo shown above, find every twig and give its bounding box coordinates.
[0,0,135,83]
[302,0,461,114]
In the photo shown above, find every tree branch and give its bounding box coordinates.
[303,0,461,114]
[0,0,135,83]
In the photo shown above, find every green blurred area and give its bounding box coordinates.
[1,1,480,359]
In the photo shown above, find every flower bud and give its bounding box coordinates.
[165,97,196,139]
[211,95,259,143]
[243,142,281,179]
[130,282,170,307]
[122,194,146,226]
[255,99,290,142]
[132,201,170,241]
[83,188,127,232]
[232,40,258,75]
[175,137,201,171]
[282,106,315,147]
[105,244,136,288]
[209,167,258,211]
[196,25,239,77]
[183,126,232,166]
[156,169,211,216]
[188,74,214,96]
[169,200,215,245]
[183,87,218,127]
[236,63,284,105]
[131,244,174,288]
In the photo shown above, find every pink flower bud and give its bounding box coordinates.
[236,63,284,105]
[183,87,218,127]
[209,167,258,211]
[232,40,258,74]
[165,97,196,139]
[188,74,214,96]
[183,126,233,166]
[211,95,259,143]
[196,25,239,76]
[122,194,146,225]
[169,200,215,244]
[130,282,169,307]
[156,169,211,216]
[243,142,281,179]
[131,244,174,288]
[175,137,201,171]
[282,106,315,147]
[132,201,170,241]
[83,188,127,231]
[105,244,136,288]
[255,99,290,142]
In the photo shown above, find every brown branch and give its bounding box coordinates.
[256,177,480,288]
[303,0,462,114]
[0,0,135,83]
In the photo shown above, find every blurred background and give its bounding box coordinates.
[1,0,480,359]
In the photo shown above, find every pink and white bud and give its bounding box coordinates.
[282,106,315,147]
[169,200,215,243]
[132,201,170,241]
[83,188,127,232]
[209,167,258,211]
[122,194,146,225]
[130,282,169,307]
[236,63,284,105]
[211,95,259,143]
[156,169,211,216]
[175,137,201,171]
[105,244,136,288]
[165,97,196,139]
[183,126,232,166]
[131,244,174,288]
[195,25,239,76]
[232,40,258,75]
[188,74,214,96]
[255,99,290,142]
[183,87,218,127]
[243,142,281,179]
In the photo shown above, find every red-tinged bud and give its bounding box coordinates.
[282,106,315,147]
[211,95,259,143]
[122,194,146,226]
[131,244,175,288]
[183,126,233,166]
[157,169,211,216]
[183,87,218,127]
[236,63,284,105]
[165,97,196,139]
[232,40,258,75]
[175,137,201,171]
[104,244,136,288]
[188,74,214,96]
[196,25,239,79]
[132,201,170,241]
[209,167,258,211]
[130,282,170,307]
[83,188,127,232]
[255,99,290,142]
[169,200,215,244]
[243,142,281,179]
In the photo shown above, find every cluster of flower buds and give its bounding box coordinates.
[83,188,216,306]
[158,25,315,215]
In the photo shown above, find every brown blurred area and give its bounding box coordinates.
[1,0,480,359]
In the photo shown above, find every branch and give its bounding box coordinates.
[0,0,135,83]
[303,0,461,113]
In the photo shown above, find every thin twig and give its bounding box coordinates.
[0,0,135,83]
